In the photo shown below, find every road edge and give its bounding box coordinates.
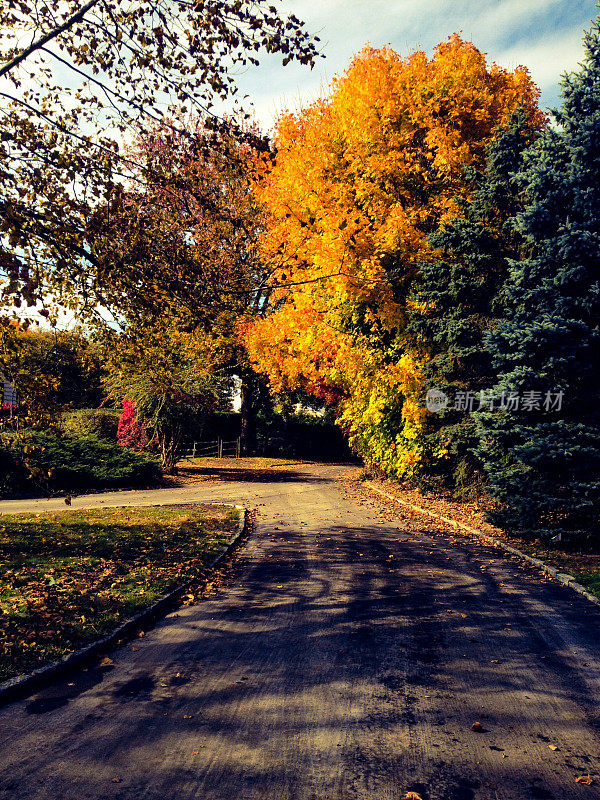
[365,481,600,607]
[0,504,247,706]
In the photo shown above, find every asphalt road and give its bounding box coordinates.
[1,463,600,800]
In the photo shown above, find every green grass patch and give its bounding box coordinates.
[572,571,600,601]
[0,504,238,681]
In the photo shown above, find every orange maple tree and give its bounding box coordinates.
[245,36,543,476]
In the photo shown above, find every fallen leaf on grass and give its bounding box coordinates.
[575,776,594,785]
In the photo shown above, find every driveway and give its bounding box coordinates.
[0,462,599,800]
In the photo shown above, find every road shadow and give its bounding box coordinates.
[4,514,600,800]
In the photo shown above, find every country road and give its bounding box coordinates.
[1,462,600,800]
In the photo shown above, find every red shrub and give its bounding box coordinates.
[117,400,146,451]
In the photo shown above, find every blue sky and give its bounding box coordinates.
[233,0,599,133]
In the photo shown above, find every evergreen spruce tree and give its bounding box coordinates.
[409,109,539,495]
[476,19,600,540]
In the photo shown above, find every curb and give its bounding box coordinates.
[365,482,600,608]
[0,504,248,706]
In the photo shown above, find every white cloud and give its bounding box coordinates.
[495,26,587,90]
[233,0,595,130]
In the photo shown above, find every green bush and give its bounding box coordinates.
[59,408,120,440]
[0,443,29,496]
[0,432,161,497]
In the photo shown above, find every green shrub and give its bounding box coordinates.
[0,442,29,496]
[1,432,161,497]
[59,408,120,440]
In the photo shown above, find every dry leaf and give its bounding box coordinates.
[549,745,559,751]
[471,721,483,732]
[575,776,594,785]
[100,656,113,666]
[405,793,423,800]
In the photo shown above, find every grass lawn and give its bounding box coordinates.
[0,504,239,681]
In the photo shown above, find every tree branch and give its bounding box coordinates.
[0,0,102,79]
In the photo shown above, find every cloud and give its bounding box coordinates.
[233,0,596,130]
[495,26,587,89]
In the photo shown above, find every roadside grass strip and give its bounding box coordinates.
[0,504,239,681]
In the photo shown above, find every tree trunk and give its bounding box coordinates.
[160,427,183,474]
[239,370,255,457]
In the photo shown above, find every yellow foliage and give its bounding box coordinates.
[246,36,542,476]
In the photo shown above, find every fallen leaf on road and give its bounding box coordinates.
[100,657,113,666]
[405,793,423,800]
[575,776,594,785]
[549,745,559,751]
[471,722,483,732]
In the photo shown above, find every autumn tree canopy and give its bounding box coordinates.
[245,36,543,478]
[89,117,271,454]
[0,0,319,316]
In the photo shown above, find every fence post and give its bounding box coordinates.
[218,438,223,459]
[236,437,241,458]
[192,441,196,459]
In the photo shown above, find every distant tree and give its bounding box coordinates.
[0,325,104,429]
[476,18,600,540]
[104,323,231,472]
[89,117,271,455]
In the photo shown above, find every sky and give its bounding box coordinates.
[232,0,599,133]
